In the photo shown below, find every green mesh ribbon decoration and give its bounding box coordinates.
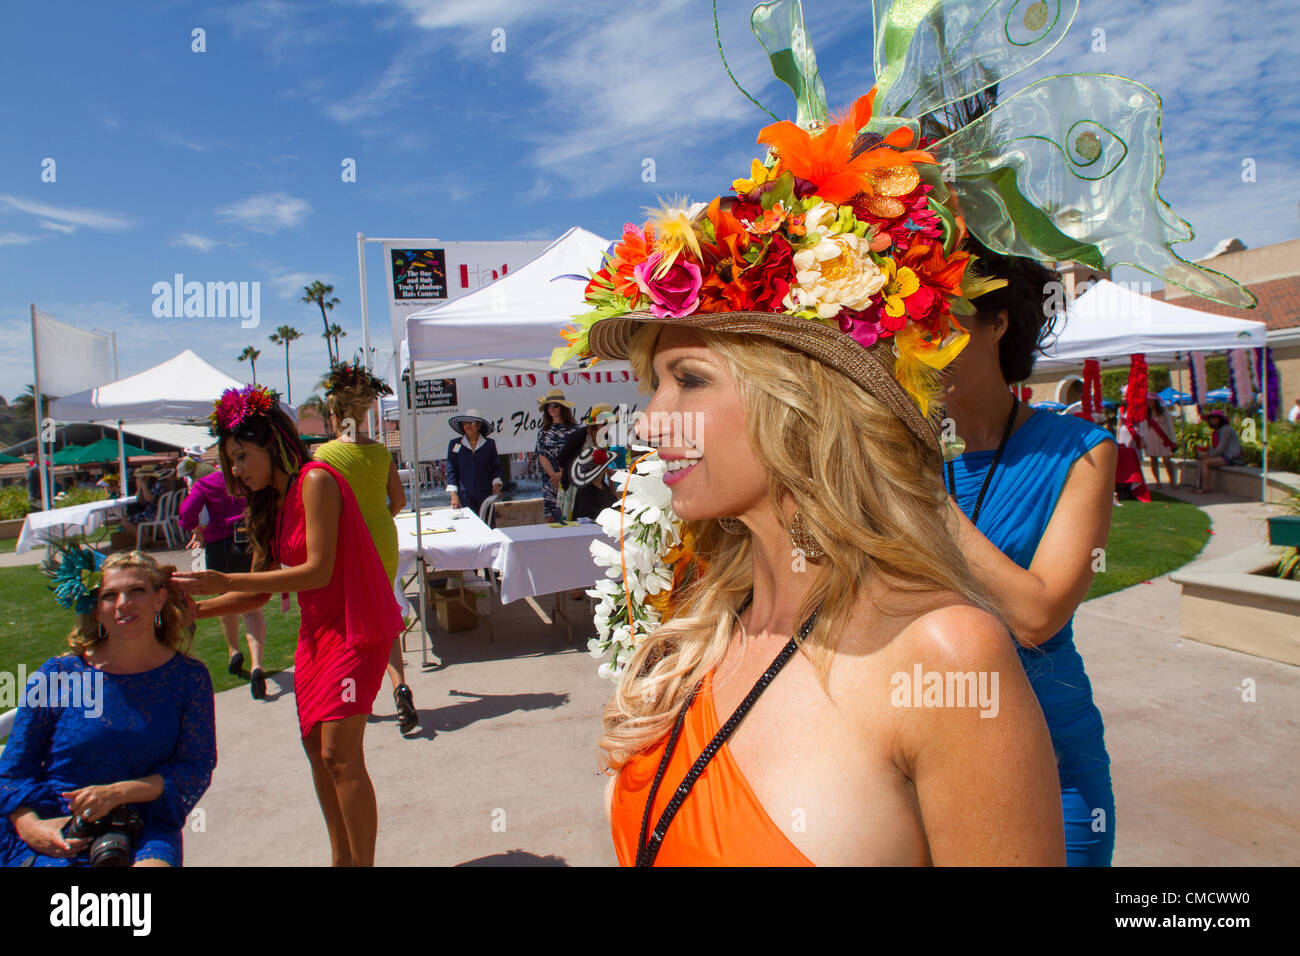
[735,0,1257,310]
[750,0,829,129]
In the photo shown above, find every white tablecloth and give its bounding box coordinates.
[16,496,137,553]
[394,507,504,579]
[491,522,612,604]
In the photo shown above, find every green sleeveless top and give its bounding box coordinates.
[313,440,399,582]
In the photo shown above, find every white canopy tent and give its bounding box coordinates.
[49,350,293,491]
[401,225,626,665]
[50,350,245,424]
[1037,279,1266,367]
[404,227,620,378]
[1036,279,1271,499]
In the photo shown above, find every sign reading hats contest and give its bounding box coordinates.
[400,370,645,459]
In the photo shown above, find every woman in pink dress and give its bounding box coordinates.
[174,385,401,866]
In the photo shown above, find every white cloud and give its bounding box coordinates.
[0,194,135,232]
[261,269,334,300]
[171,233,222,252]
[0,232,41,245]
[216,193,310,233]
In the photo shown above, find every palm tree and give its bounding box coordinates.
[268,326,302,404]
[237,346,261,384]
[301,281,341,365]
[325,323,347,363]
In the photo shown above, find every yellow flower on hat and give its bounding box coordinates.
[732,158,774,194]
[880,258,921,318]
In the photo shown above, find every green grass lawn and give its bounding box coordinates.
[0,564,302,694]
[0,538,17,554]
[1084,490,1211,601]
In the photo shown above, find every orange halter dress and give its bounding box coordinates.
[610,669,814,866]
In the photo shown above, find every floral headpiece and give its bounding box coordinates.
[209,384,279,436]
[325,361,393,399]
[554,0,1255,423]
[572,0,1258,681]
[41,535,107,616]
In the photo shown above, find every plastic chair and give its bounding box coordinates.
[136,489,180,550]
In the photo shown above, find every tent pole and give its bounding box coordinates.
[112,332,127,498]
[1262,347,1270,503]
[404,317,429,670]
[357,232,376,439]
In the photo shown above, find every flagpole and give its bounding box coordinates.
[30,305,51,511]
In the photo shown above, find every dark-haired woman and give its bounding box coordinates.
[941,243,1118,866]
[174,387,401,866]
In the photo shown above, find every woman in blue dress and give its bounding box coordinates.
[0,549,216,867]
[533,389,577,521]
[942,243,1118,866]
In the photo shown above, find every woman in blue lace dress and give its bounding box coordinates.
[0,550,216,867]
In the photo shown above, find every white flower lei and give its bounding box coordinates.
[586,454,681,680]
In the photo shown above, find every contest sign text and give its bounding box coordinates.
[399,367,644,459]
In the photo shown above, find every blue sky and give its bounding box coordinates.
[2,0,1297,406]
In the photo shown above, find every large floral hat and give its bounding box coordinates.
[552,0,1256,465]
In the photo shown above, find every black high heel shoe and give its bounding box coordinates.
[250,668,267,700]
[227,651,244,676]
[394,684,419,735]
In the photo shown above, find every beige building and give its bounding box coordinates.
[1024,237,1300,415]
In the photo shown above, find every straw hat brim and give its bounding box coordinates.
[586,310,941,465]
[537,394,575,409]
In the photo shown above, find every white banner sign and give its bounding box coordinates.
[382,240,549,353]
[400,367,645,460]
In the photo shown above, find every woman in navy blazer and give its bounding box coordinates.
[445,410,502,516]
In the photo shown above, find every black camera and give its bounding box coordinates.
[62,806,145,867]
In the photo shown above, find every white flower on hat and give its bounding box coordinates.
[783,202,886,319]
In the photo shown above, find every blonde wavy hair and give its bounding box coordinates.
[600,325,1000,772]
[66,551,197,657]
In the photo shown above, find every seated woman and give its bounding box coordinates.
[1192,409,1243,493]
[0,549,216,867]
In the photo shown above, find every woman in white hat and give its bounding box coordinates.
[446,410,502,516]
[533,389,578,521]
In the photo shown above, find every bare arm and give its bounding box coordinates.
[176,469,341,595]
[195,591,271,618]
[898,608,1065,865]
[950,439,1116,646]
[386,459,405,517]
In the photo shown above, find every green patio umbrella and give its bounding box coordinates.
[63,438,156,464]
[50,444,91,465]
[0,452,23,464]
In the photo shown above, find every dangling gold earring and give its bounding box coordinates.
[788,509,825,559]
[717,517,747,534]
